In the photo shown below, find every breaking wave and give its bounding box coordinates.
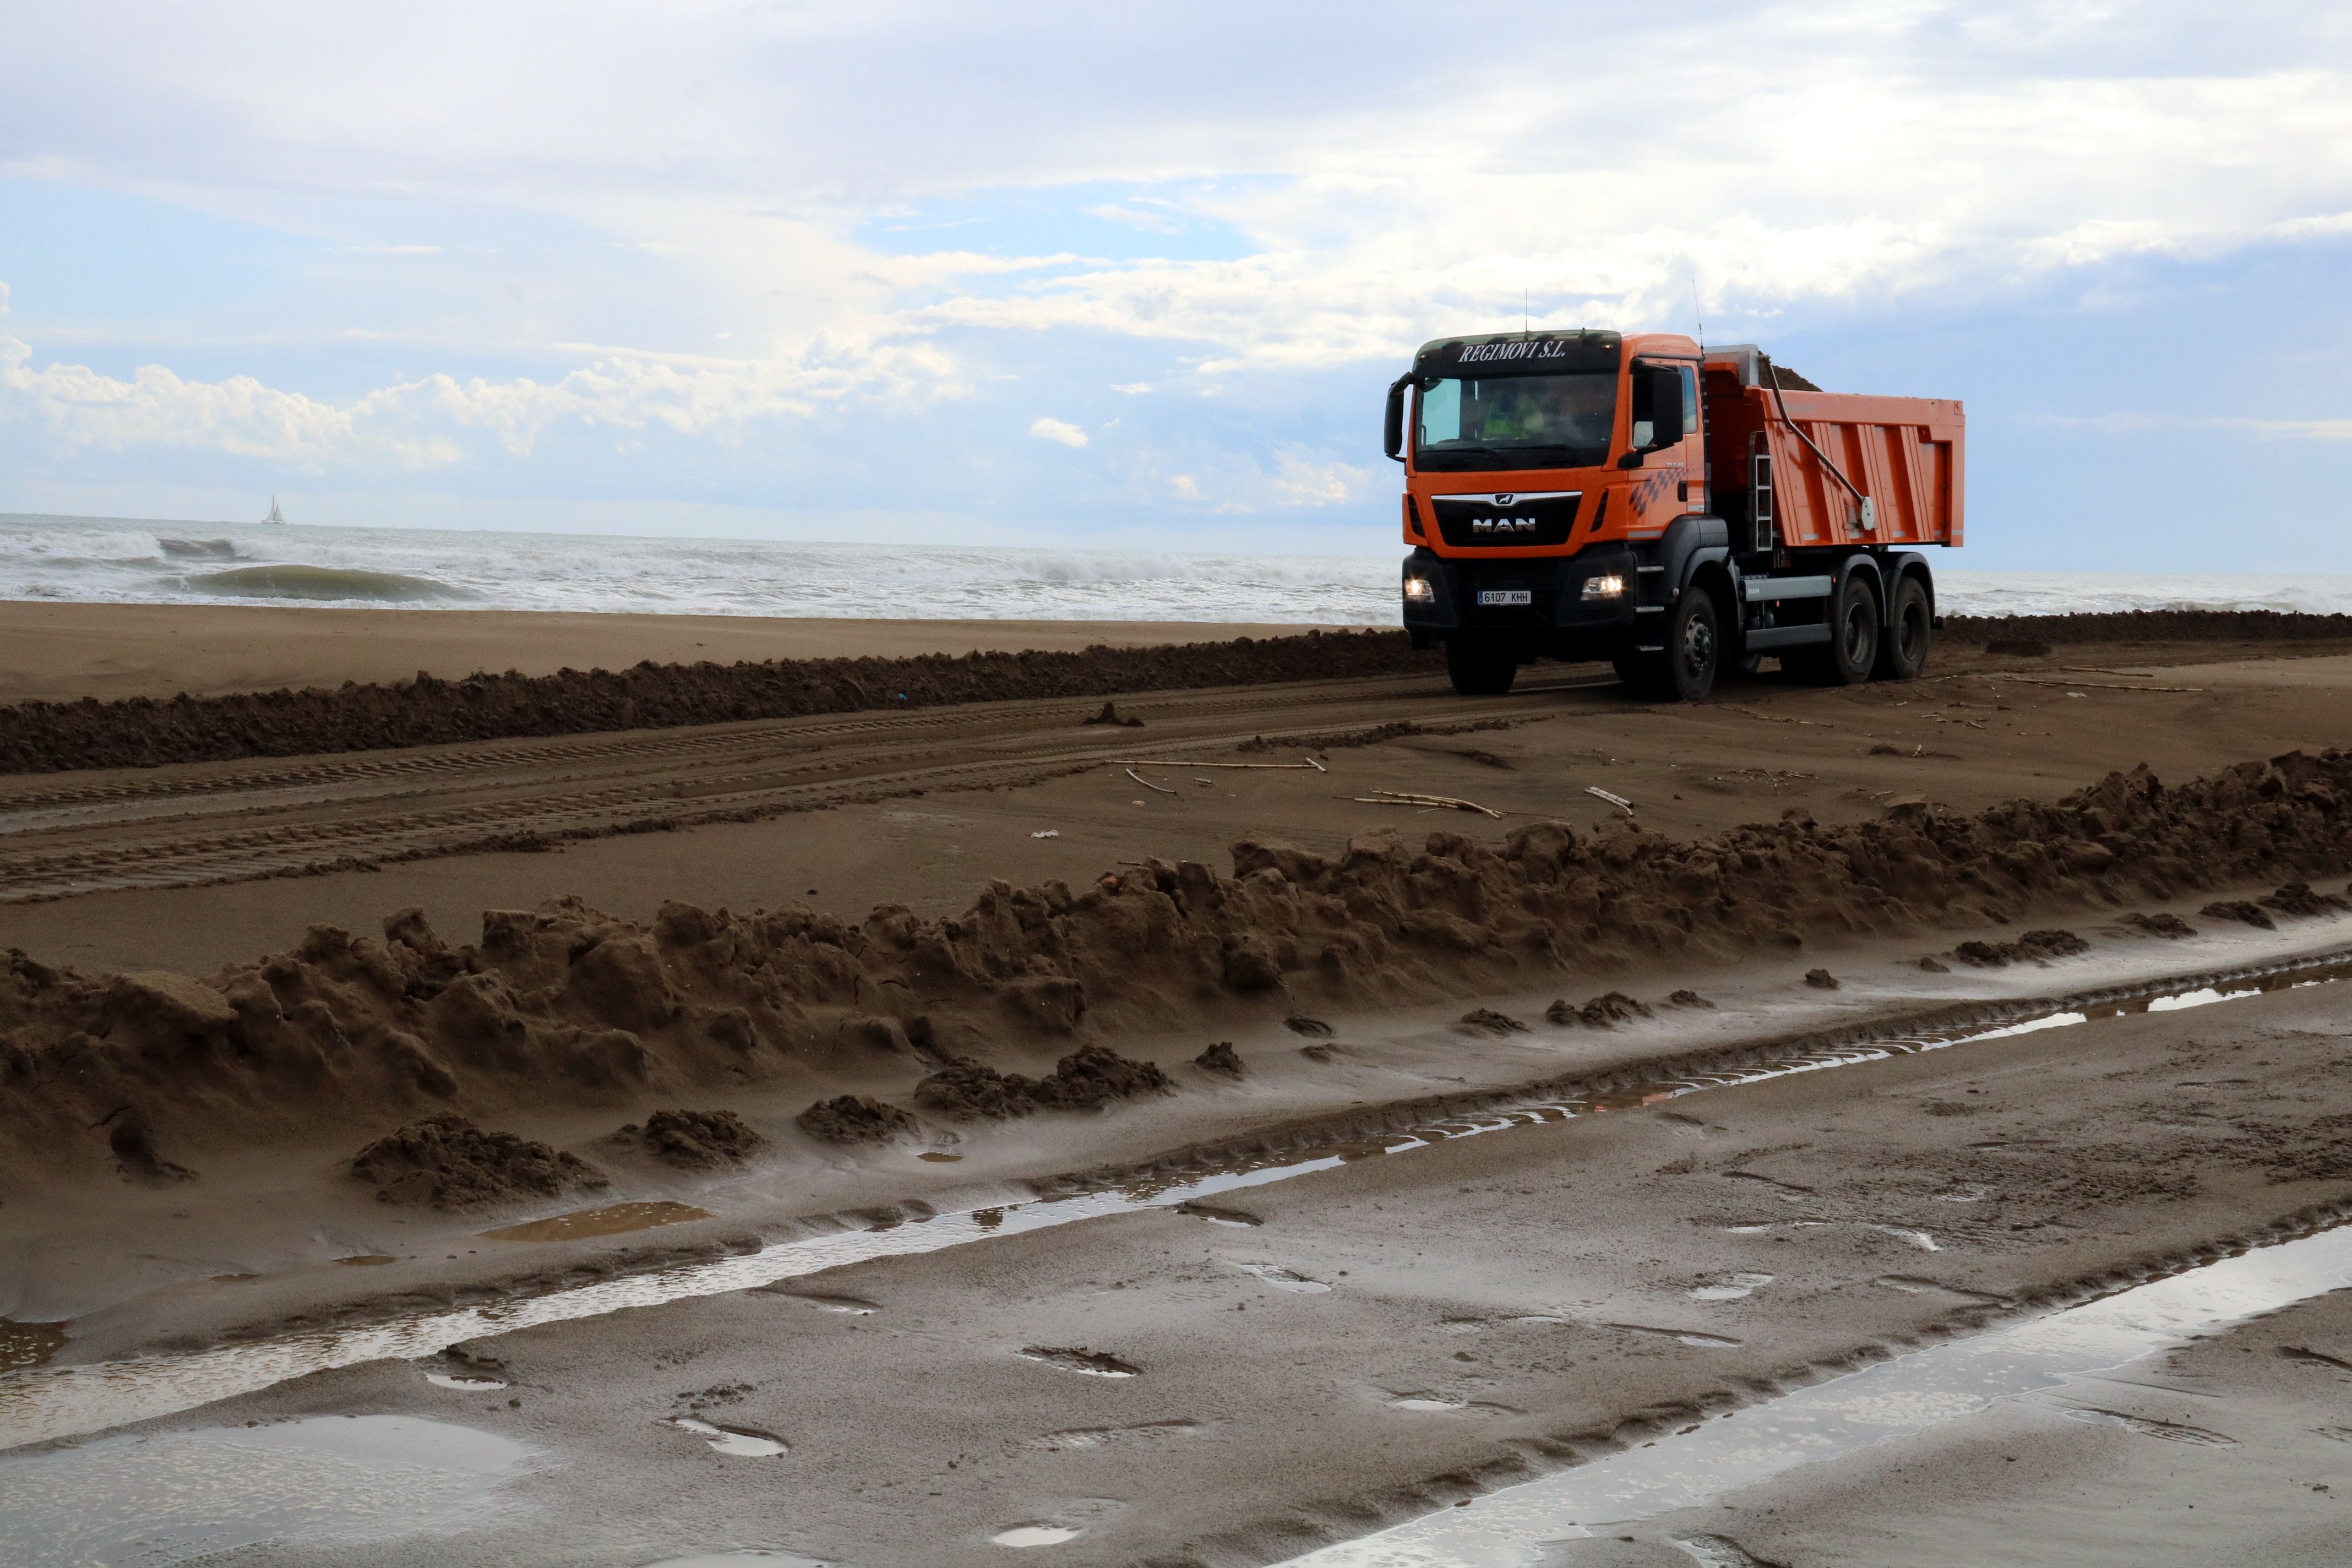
[186,565,476,604]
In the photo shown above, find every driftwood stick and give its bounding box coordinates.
[1363,789,1503,819]
[1585,786,1635,814]
[1107,759,1320,771]
[1124,768,1178,795]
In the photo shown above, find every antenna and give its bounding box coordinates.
[1525,287,1530,336]
[1690,273,1704,349]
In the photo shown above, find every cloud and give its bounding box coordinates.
[2049,413,2352,442]
[1027,416,1088,448]
[1085,203,1184,234]
[1110,383,1153,394]
[0,331,959,464]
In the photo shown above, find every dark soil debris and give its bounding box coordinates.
[2202,900,2278,930]
[1456,1008,1529,1036]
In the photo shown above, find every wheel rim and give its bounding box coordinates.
[1681,609,1715,682]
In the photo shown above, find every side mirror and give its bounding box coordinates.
[1648,366,1685,447]
[1382,376,1410,462]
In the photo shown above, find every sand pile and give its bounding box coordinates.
[7,750,2352,1178]
[796,1096,921,1144]
[913,1044,1173,1120]
[626,1108,766,1167]
[1952,928,2090,967]
[0,629,1429,774]
[1945,609,2352,646]
[350,1113,609,1208]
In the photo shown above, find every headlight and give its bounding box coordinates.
[1581,573,1626,601]
[1403,576,1437,603]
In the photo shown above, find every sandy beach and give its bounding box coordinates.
[0,600,1330,704]
[3,605,2352,1566]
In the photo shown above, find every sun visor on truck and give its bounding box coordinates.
[1413,330,1620,380]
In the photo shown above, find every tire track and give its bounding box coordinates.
[0,672,1609,903]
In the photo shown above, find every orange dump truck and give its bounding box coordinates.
[1384,331,1963,699]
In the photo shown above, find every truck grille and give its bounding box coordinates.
[1431,491,1581,548]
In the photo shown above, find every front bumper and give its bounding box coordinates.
[1401,544,1640,656]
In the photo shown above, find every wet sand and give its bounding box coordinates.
[4,616,2352,1566]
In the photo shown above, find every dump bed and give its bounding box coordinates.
[1701,349,1964,551]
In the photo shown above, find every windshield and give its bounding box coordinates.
[1414,370,1616,471]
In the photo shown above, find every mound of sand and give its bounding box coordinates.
[1952,928,2090,968]
[0,629,1427,774]
[1194,1042,1245,1076]
[350,1113,609,1208]
[795,1096,921,1144]
[9,750,2352,1175]
[625,1108,766,1167]
[914,1044,1173,1120]
[1548,992,1652,1027]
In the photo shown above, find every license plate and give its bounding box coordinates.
[1477,590,1532,606]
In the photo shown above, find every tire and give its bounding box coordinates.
[1615,587,1721,702]
[1790,573,1879,685]
[1874,574,1932,680]
[1445,636,1518,695]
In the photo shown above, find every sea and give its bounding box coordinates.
[4,511,2349,626]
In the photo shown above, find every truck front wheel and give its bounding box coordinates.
[1618,587,1720,703]
[1445,636,1518,696]
[1874,574,1932,680]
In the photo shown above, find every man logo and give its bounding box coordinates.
[1471,516,1538,534]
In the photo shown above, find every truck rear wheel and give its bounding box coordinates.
[1874,574,1932,680]
[1790,574,1879,685]
[1616,588,1719,703]
[1445,636,1518,696]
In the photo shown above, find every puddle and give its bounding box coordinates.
[1264,1222,2352,1565]
[993,1525,1082,1547]
[918,1152,964,1163]
[424,1373,508,1391]
[1019,1346,1140,1378]
[12,945,2349,1453]
[335,1254,397,1266]
[210,1272,260,1284]
[1177,1200,1263,1227]
[0,1320,67,1374]
[0,1414,536,1567]
[481,1200,713,1243]
[672,1415,788,1457]
[1234,1262,1332,1294]
[1687,1273,1772,1303]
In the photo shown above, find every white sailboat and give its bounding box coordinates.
[263,495,287,525]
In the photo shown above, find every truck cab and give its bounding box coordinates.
[1386,330,1962,699]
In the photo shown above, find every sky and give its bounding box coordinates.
[1,1,2348,570]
